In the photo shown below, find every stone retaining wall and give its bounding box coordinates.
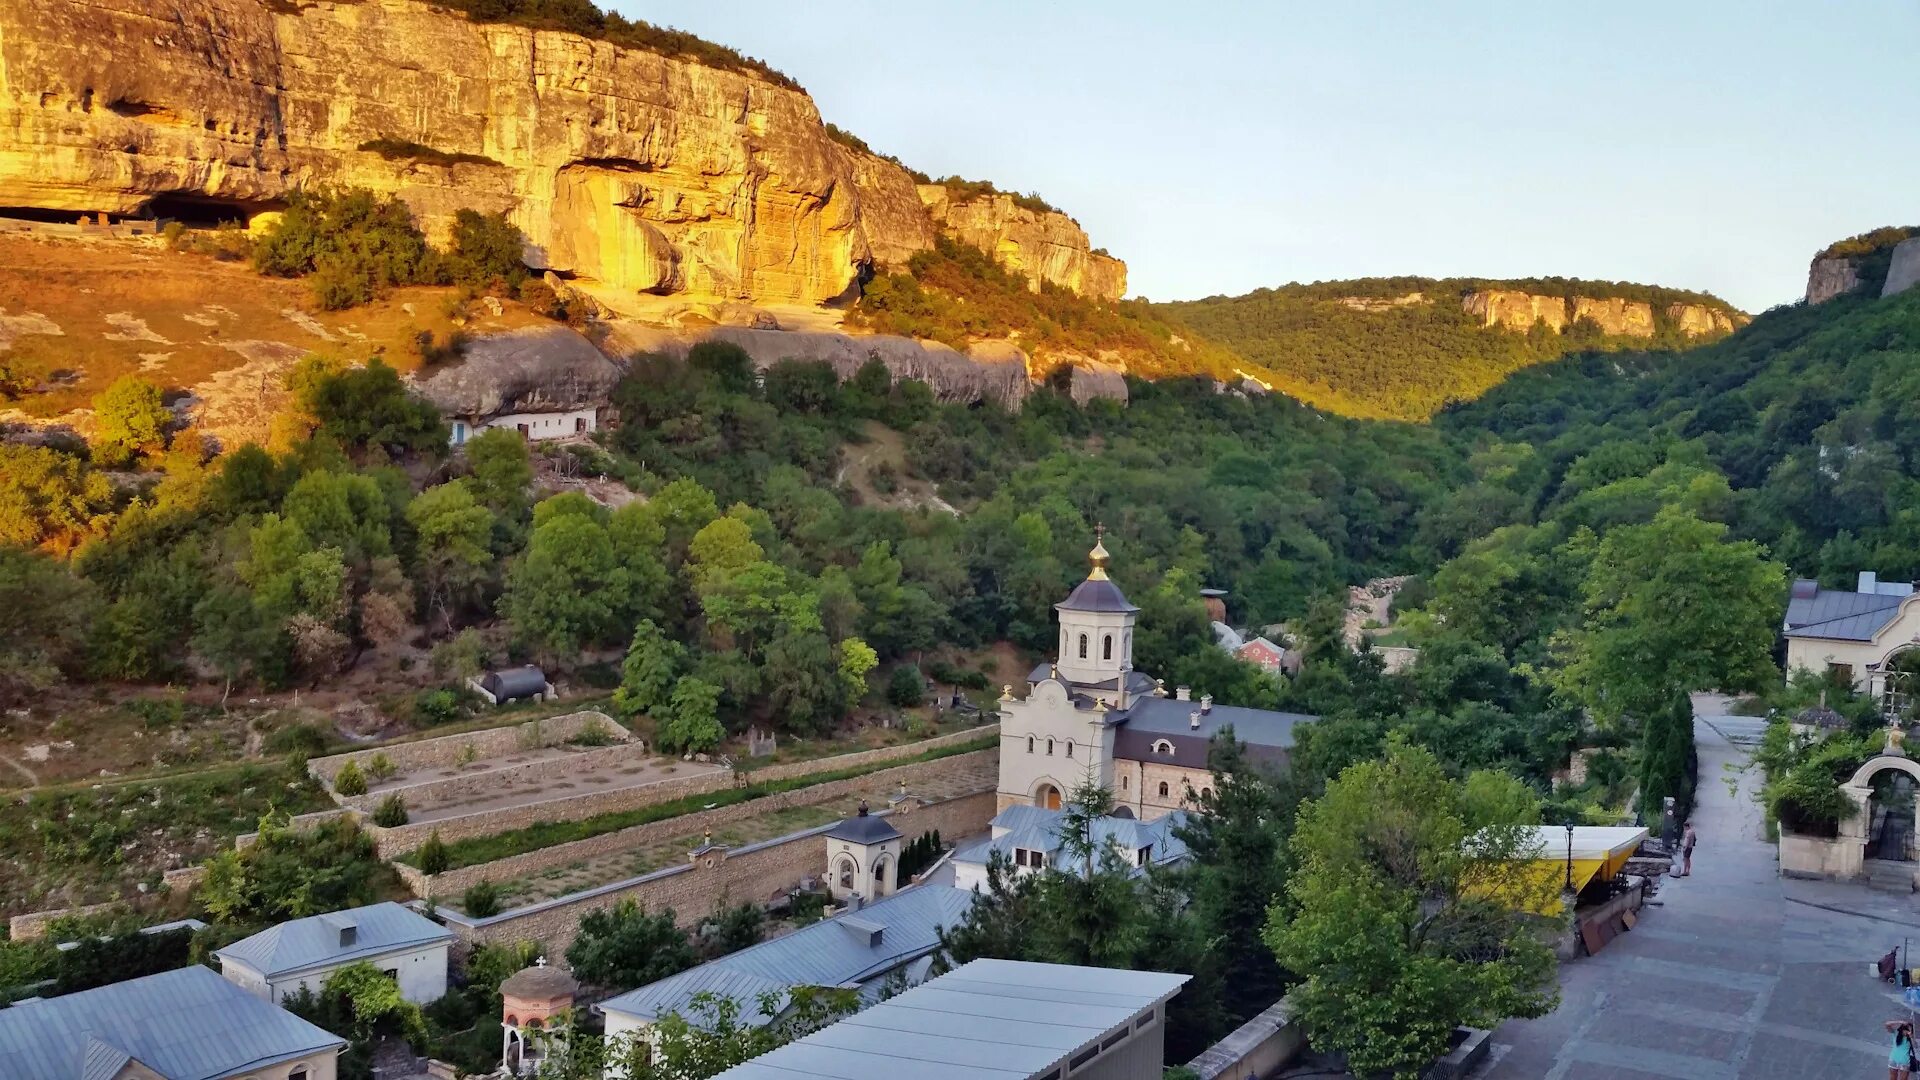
[428,790,996,958]
[1184,994,1301,1080]
[334,739,656,814]
[399,749,997,898]
[235,807,360,850]
[369,728,994,859]
[8,901,122,941]
[309,711,625,787]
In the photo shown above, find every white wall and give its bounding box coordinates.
[451,407,598,445]
[227,942,450,1005]
[998,681,1117,811]
[1786,593,1920,694]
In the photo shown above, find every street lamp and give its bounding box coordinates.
[1564,821,1576,893]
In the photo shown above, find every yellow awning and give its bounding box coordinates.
[1472,826,1649,915]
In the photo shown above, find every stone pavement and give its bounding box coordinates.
[1480,695,1918,1080]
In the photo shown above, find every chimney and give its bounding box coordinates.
[1861,571,1880,593]
[1199,694,1213,714]
[1174,686,1191,702]
[1189,710,1201,730]
[1116,663,1132,709]
[339,923,357,948]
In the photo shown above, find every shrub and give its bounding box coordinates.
[462,880,501,918]
[568,717,617,747]
[454,742,479,768]
[252,187,438,310]
[372,794,408,828]
[333,760,368,796]
[198,817,383,924]
[366,752,397,782]
[413,687,466,726]
[414,831,450,875]
[886,666,926,708]
[264,722,329,757]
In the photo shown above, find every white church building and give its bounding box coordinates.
[997,534,1317,820]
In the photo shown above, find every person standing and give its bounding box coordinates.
[1885,1018,1913,1080]
[1681,822,1697,877]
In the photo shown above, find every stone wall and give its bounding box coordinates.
[235,807,359,850]
[8,900,121,941]
[431,790,995,958]
[370,729,994,859]
[399,749,998,897]
[1778,829,1863,881]
[333,739,658,814]
[310,711,624,787]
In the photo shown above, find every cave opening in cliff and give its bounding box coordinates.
[143,194,278,229]
[0,205,117,225]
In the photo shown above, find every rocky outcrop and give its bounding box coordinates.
[1463,291,1572,333]
[411,326,621,420]
[917,186,1127,301]
[1463,290,1738,338]
[1806,258,1863,304]
[1338,293,1427,312]
[0,0,1121,310]
[1882,238,1920,299]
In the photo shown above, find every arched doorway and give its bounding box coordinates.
[1869,770,1918,861]
[1035,783,1062,810]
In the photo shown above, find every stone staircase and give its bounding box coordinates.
[1864,858,1916,893]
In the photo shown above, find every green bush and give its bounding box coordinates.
[568,717,617,747]
[462,880,501,918]
[265,722,330,757]
[415,831,450,875]
[372,794,409,828]
[198,817,385,924]
[886,665,926,708]
[366,752,397,782]
[334,759,368,796]
[253,187,438,310]
[413,688,467,727]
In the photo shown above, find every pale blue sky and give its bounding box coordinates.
[617,1,1916,313]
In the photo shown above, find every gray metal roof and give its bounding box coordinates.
[216,901,453,979]
[0,964,346,1080]
[1055,576,1138,614]
[598,885,975,1025]
[952,806,1191,877]
[1782,582,1908,642]
[710,958,1189,1080]
[1114,696,1314,750]
[825,808,902,845]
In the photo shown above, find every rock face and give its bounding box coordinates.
[1882,238,1920,299]
[1462,290,1738,338]
[411,326,621,420]
[0,0,1119,307]
[1807,258,1863,304]
[918,186,1127,301]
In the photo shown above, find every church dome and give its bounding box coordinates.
[1056,529,1139,613]
[827,801,902,844]
[502,963,578,1001]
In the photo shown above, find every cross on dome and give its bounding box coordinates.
[1089,523,1111,580]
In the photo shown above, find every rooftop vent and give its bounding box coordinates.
[839,916,886,948]
[1199,694,1213,714]
[1174,686,1191,702]
[1189,710,1201,730]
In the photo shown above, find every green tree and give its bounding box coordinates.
[613,619,686,717]
[192,583,273,705]
[464,427,534,517]
[762,629,846,734]
[199,816,384,924]
[1556,506,1785,724]
[835,637,878,701]
[565,900,696,989]
[92,376,171,466]
[445,208,527,284]
[1264,741,1558,1078]
[658,676,724,754]
[535,986,858,1080]
[500,511,620,659]
[0,444,115,551]
[886,665,925,708]
[0,547,97,705]
[405,479,496,627]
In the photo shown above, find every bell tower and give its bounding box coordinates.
[1053,527,1139,686]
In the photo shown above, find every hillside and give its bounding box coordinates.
[1157,277,1745,420]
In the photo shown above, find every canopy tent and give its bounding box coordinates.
[1510,825,1648,915]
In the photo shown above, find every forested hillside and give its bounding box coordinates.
[1158,277,1742,420]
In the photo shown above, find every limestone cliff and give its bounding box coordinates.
[1806,258,1863,305]
[1463,290,1739,338]
[918,186,1127,301]
[1882,238,1920,300]
[0,0,1120,308]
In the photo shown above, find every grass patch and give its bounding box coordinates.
[411,735,993,871]
[357,138,503,168]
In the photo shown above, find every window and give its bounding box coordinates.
[1157,781,1169,798]
[1070,1046,1099,1069]
[1102,1029,1129,1050]
[1138,844,1152,867]
[1121,775,1129,791]
[1201,787,1213,801]
[1028,735,1035,754]
[1136,1008,1157,1031]
[1103,635,1112,660]
[1078,634,1088,659]
[1151,738,1174,756]
[1829,662,1855,684]
[1066,740,1074,759]
[1047,738,1055,755]
[289,1069,310,1080]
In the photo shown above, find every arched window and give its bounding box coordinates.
[1201,787,1214,802]
[1121,775,1129,791]
[1103,635,1113,660]
[1047,738,1055,755]
[289,1068,310,1080]
[1078,634,1089,659]
[1157,781,1169,799]
[1027,735,1035,754]
[1151,739,1174,756]
[1066,740,1075,759]
[873,856,889,884]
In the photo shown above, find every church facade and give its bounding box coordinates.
[997,537,1317,820]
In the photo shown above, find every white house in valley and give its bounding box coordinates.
[411,325,620,447]
[997,534,1317,819]
[216,902,454,1005]
[949,803,1191,893]
[1783,572,1920,714]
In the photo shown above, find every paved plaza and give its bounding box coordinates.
[1481,696,1920,1080]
